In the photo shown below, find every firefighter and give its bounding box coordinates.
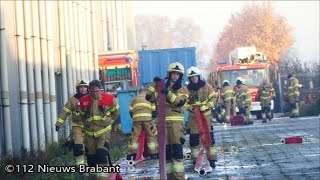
[235,77,253,124]
[287,74,301,118]
[55,79,89,166]
[79,80,119,179]
[127,86,158,160]
[186,66,217,170]
[258,79,275,123]
[146,62,188,180]
[215,86,225,123]
[221,80,236,123]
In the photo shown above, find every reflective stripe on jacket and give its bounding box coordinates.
[79,92,119,137]
[146,82,188,123]
[259,83,274,101]
[187,83,216,116]
[222,86,235,102]
[288,77,301,103]
[236,84,252,107]
[130,93,155,121]
[56,95,82,127]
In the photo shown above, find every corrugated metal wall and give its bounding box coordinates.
[0,0,136,157]
[138,47,197,85]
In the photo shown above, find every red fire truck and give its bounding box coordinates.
[98,50,139,94]
[209,47,277,119]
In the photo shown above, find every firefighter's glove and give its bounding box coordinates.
[84,109,91,118]
[63,140,74,152]
[195,101,202,106]
[75,103,81,112]
[98,105,105,115]
[240,108,246,115]
[200,105,208,112]
[187,105,194,112]
[152,111,157,118]
[177,99,186,107]
[146,94,152,101]
[161,88,169,95]
[180,138,185,145]
[171,82,182,91]
[154,76,161,82]
[188,96,195,104]
[55,125,60,131]
[298,84,303,89]
[216,106,221,113]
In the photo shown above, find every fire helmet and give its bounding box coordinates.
[236,77,243,84]
[222,80,229,85]
[167,62,184,74]
[76,79,89,88]
[186,66,201,77]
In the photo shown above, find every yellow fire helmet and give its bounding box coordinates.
[167,62,184,74]
[186,66,201,77]
[76,79,89,88]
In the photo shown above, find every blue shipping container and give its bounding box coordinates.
[138,47,196,85]
[117,89,138,134]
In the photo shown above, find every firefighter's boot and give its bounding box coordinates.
[126,153,137,161]
[262,114,267,123]
[267,114,272,121]
[150,153,158,159]
[209,160,216,168]
[262,111,267,123]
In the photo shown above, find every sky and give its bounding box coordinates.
[132,1,319,64]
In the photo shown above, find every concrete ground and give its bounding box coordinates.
[119,115,320,180]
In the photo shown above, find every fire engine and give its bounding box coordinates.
[209,46,277,119]
[98,50,139,95]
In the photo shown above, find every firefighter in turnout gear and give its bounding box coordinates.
[79,80,119,179]
[215,86,225,123]
[186,66,217,170]
[287,74,301,118]
[55,79,88,166]
[221,80,236,123]
[127,87,158,160]
[235,77,253,124]
[258,79,275,123]
[146,62,188,180]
